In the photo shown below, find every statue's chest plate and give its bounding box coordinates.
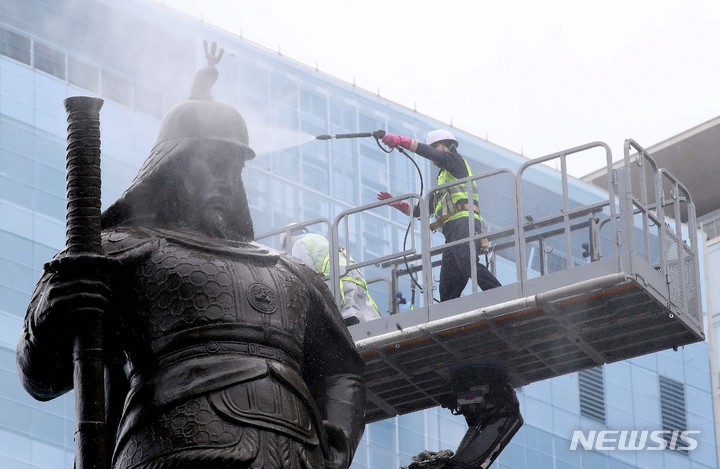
[131,242,308,338]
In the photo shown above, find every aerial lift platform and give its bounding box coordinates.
[258,140,703,430]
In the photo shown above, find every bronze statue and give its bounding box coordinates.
[17,42,366,469]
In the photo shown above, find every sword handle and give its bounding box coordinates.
[63,96,104,255]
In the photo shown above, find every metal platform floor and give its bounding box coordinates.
[351,262,704,424]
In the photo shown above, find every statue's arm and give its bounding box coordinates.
[15,255,102,400]
[17,230,150,401]
[302,269,367,464]
[17,254,130,461]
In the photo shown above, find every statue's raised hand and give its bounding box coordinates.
[203,40,224,65]
[191,40,225,100]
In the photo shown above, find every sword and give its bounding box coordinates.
[63,96,107,469]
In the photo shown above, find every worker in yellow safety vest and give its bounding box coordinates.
[283,226,380,326]
[378,129,501,301]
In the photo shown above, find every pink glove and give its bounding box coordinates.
[377,191,410,214]
[382,133,414,150]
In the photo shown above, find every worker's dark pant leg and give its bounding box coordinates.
[439,217,501,301]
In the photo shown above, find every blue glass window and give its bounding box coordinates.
[68,56,98,93]
[0,28,30,65]
[101,71,132,106]
[33,42,65,80]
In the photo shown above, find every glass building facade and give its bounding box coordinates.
[0,1,716,468]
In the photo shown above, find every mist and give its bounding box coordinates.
[246,124,316,155]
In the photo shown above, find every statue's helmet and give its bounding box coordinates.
[101,41,256,238]
[153,99,255,160]
[119,98,256,194]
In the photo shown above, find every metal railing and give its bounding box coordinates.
[620,140,700,323]
[255,141,699,324]
[516,142,617,282]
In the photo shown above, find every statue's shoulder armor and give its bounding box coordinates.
[278,250,319,283]
[102,226,158,258]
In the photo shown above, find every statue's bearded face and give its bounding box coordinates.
[181,153,250,239]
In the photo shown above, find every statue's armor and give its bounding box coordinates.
[104,227,329,468]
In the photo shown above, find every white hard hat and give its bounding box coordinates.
[280,223,308,249]
[426,129,458,147]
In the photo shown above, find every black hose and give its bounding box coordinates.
[320,130,439,304]
[395,147,441,304]
[316,129,429,301]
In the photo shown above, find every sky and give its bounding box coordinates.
[152,0,720,176]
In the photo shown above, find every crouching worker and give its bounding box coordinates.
[284,226,381,326]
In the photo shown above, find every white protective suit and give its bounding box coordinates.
[291,233,380,325]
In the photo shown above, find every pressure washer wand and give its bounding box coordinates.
[316,130,386,140]
[317,130,391,153]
